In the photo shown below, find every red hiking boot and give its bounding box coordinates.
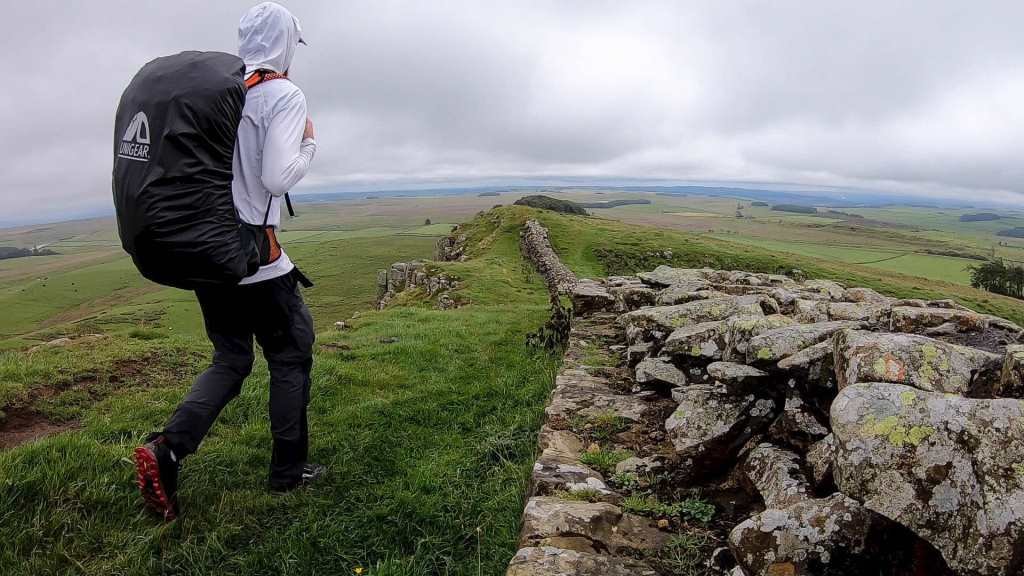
[134,433,180,521]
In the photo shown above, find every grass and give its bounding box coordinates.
[568,410,630,442]
[653,531,717,576]
[0,336,205,420]
[609,471,643,491]
[553,488,603,502]
[577,340,617,367]
[507,207,1024,325]
[620,495,716,524]
[2,202,1024,575]
[578,447,633,476]
[591,192,1024,280]
[0,235,441,350]
[0,217,560,575]
[708,235,978,284]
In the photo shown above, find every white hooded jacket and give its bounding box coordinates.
[234,2,317,284]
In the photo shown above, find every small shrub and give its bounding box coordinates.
[526,299,572,350]
[610,471,641,492]
[676,498,716,524]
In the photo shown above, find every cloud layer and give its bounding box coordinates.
[3,1,1023,223]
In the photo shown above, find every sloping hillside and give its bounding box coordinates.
[0,206,1021,575]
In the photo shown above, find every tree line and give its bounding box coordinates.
[969,259,1024,299]
[0,246,57,260]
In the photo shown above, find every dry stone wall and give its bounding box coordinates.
[510,225,1024,575]
[521,219,578,299]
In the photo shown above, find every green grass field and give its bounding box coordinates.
[566,191,1023,283]
[1,200,1023,575]
[706,235,977,285]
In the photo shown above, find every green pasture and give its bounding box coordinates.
[707,235,976,285]
[846,206,1024,237]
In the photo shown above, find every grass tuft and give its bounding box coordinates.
[569,409,630,442]
[578,447,632,476]
[621,495,716,524]
[553,488,603,502]
[655,531,717,576]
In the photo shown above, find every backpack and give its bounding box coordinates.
[113,51,287,290]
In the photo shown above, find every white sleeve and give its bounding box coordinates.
[261,89,317,197]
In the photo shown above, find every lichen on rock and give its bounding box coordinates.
[831,382,1024,575]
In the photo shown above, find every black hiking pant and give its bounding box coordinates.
[161,270,315,487]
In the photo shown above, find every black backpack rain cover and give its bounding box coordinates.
[113,51,259,289]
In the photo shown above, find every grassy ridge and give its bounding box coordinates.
[0,218,561,575]
[521,208,1024,324]
[1,205,1022,576]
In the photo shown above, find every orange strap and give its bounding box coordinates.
[245,70,289,89]
[265,228,282,264]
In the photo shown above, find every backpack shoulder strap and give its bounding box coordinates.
[245,70,290,90]
[262,196,273,227]
[247,70,299,223]
[261,194,296,225]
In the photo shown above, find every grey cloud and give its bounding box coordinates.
[2,0,1023,224]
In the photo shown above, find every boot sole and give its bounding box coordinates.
[134,445,176,521]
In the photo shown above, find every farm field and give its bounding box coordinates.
[705,235,977,285]
[1,196,1023,575]
[534,189,1022,285]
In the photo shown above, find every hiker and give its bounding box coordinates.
[132,2,322,520]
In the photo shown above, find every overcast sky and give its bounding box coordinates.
[3,1,1023,224]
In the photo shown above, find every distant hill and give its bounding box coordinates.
[751,201,770,207]
[477,191,501,197]
[577,199,652,209]
[824,210,865,219]
[771,204,817,215]
[513,195,588,215]
[960,213,1001,222]
[997,227,1024,238]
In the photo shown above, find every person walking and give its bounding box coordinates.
[133,2,323,521]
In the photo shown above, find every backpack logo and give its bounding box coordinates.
[118,111,151,162]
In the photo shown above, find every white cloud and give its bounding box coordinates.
[2,0,1023,223]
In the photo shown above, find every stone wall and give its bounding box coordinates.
[520,219,578,299]
[375,260,459,310]
[509,227,1024,575]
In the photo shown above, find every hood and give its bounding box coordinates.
[238,2,304,75]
